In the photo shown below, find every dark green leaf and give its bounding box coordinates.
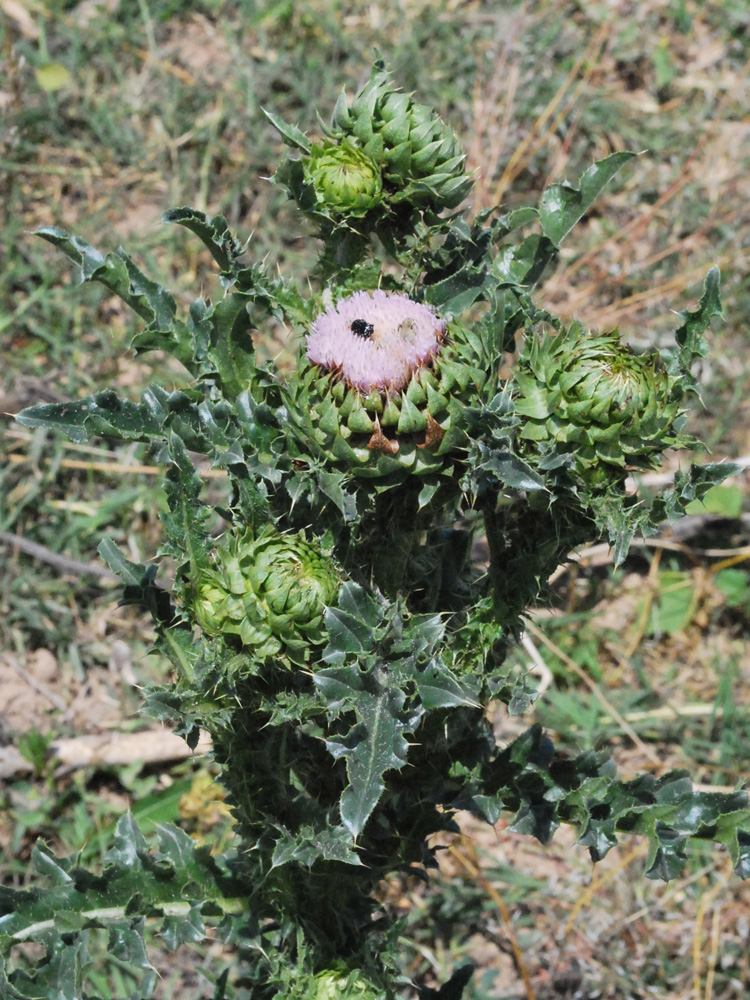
[539,152,636,246]
[670,265,723,372]
[471,726,750,878]
[0,956,28,999]
[322,583,383,664]
[651,462,740,526]
[205,294,256,400]
[423,263,495,314]
[36,227,196,369]
[317,470,358,522]
[233,264,310,325]
[271,825,362,869]
[470,442,545,492]
[161,905,206,950]
[30,843,72,887]
[161,433,212,590]
[98,539,153,589]
[492,233,558,287]
[322,609,372,664]
[163,207,244,274]
[16,390,161,444]
[109,919,153,970]
[645,832,688,881]
[324,676,421,837]
[0,815,245,951]
[98,539,174,625]
[399,659,480,711]
[486,206,538,239]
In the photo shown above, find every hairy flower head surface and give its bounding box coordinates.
[306,290,445,393]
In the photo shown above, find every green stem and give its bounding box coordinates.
[360,485,424,597]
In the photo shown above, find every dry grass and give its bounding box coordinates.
[468,0,750,366]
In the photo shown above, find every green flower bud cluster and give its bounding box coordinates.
[324,61,471,212]
[303,140,383,218]
[193,526,340,665]
[513,322,687,488]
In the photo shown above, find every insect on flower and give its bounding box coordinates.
[397,317,417,344]
[351,319,375,339]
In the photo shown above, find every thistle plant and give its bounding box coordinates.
[4,60,748,1000]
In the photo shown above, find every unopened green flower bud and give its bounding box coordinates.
[193,527,340,665]
[513,322,686,487]
[304,140,383,218]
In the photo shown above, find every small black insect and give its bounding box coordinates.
[351,318,374,339]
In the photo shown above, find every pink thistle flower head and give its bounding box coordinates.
[306,290,445,393]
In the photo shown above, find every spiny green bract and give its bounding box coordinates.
[192,526,340,665]
[512,322,690,488]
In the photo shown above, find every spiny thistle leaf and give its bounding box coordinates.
[15,389,162,444]
[161,432,213,589]
[99,538,174,624]
[667,264,723,375]
[322,583,384,664]
[36,226,196,370]
[15,385,211,451]
[651,462,742,523]
[0,815,246,999]
[190,292,256,400]
[470,724,750,879]
[392,654,479,711]
[492,232,558,287]
[593,462,743,564]
[271,824,363,869]
[317,468,359,522]
[163,206,246,274]
[263,107,312,153]
[538,151,637,246]
[319,667,422,837]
